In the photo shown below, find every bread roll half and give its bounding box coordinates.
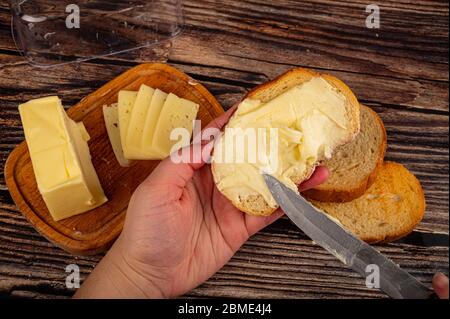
[211,67,360,216]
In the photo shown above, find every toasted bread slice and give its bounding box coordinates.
[303,104,387,202]
[311,162,426,243]
[212,67,360,216]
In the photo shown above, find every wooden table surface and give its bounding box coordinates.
[0,0,448,299]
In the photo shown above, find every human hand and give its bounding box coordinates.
[75,106,329,299]
[433,273,449,299]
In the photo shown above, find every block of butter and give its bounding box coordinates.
[19,96,107,221]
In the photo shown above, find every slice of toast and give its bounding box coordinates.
[311,162,426,243]
[303,104,387,202]
[212,67,360,216]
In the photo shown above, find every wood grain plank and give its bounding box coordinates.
[0,54,447,111]
[170,0,448,80]
[0,54,448,116]
[3,1,448,101]
[0,223,447,299]
[0,0,448,84]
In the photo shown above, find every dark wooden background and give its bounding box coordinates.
[0,0,448,298]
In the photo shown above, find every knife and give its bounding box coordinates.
[263,174,436,299]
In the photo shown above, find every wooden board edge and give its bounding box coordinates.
[5,142,122,255]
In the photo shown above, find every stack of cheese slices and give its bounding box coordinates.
[212,67,425,243]
[103,85,199,166]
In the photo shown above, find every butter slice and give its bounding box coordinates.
[141,89,168,159]
[19,96,107,221]
[103,104,130,167]
[118,90,137,157]
[125,85,155,159]
[152,93,200,156]
[77,122,90,142]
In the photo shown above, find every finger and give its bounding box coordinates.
[204,104,238,130]
[143,141,215,190]
[243,166,329,235]
[432,273,449,299]
[298,166,330,192]
[244,208,285,237]
[191,105,237,152]
[239,166,329,236]
[140,105,237,194]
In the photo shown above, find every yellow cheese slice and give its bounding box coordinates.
[125,85,155,159]
[152,93,200,157]
[141,89,168,159]
[19,96,107,221]
[103,104,131,167]
[117,90,137,156]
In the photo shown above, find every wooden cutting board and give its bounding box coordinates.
[5,63,224,255]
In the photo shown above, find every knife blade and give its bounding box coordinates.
[263,174,436,299]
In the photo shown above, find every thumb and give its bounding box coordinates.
[433,272,449,299]
[143,141,214,192]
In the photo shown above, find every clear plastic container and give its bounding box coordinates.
[9,0,184,67]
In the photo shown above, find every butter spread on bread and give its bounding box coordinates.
[303,104,387,202]
[212,68,360,216]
